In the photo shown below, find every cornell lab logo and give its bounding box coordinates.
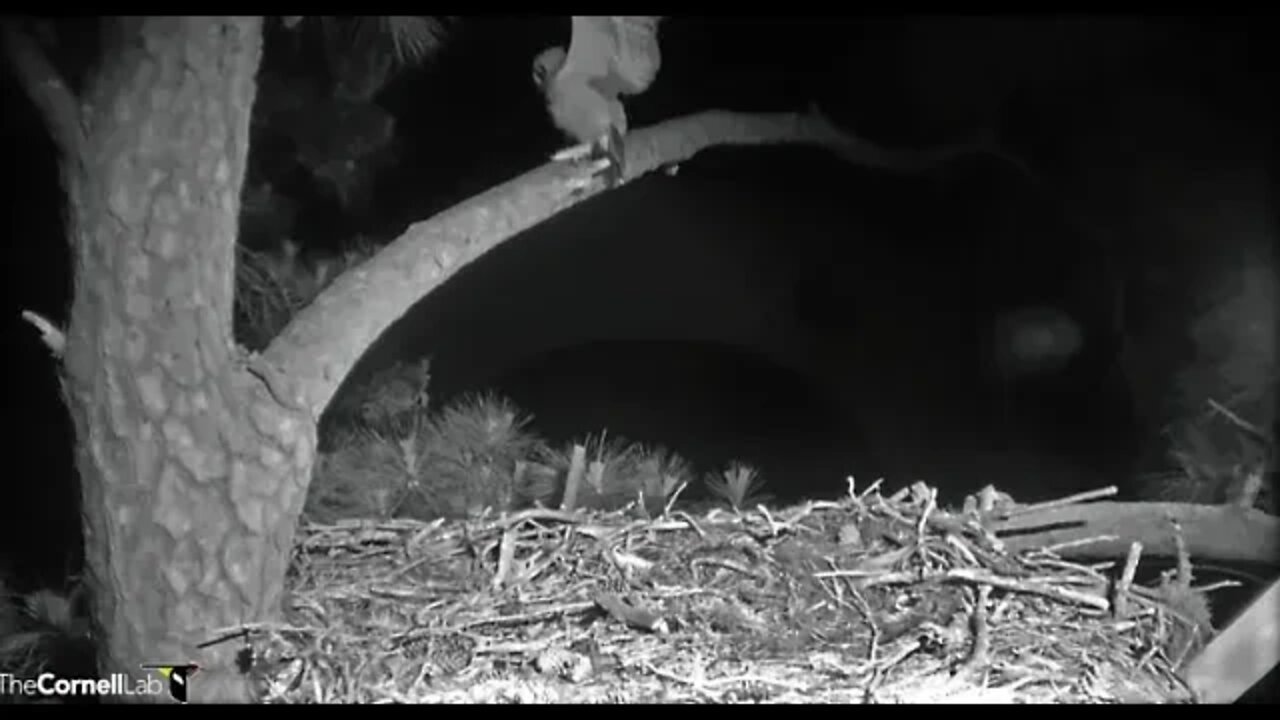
[141,664,199,703]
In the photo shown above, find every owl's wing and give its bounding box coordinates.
[562,16,663,97]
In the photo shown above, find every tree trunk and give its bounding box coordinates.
[57,18,312,702]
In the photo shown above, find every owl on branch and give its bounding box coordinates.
[532,16,664,189]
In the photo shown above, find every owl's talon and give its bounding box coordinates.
[565,175,595,192]
[585,157,613,175]
[534,18,662,190]
[559,157,617,193]
[566,159,613,191]
[552,143,595,163]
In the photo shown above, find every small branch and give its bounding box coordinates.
[1003,485,1118,519]
[959,584,992,674]
[1206,397,1270,445]
[560,444,587,512]
[21,309,66,359]
[1113,541,1143,619]
[1,20,83,157]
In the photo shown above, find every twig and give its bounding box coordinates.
[1004,486,1118,518]
[1113,541,1143,619]
[1206,397,1268,444]
[559,444,586,512]
[458,601,597,630]
[491,526,517,590]
[20,310,66,358]
[754,504,784,537]
[857,477,885,501]
[837,566,1112,611]
[959,584,993,674]
[831,571,881,662]
[1036,535,1121,555]
[661,480,689,516]
[1192,580,1242,594]
[668,510,705,539]
[916,486,938,539]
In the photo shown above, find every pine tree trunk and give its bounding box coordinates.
[58,17,314,702]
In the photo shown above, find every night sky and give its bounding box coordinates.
[1,17,1273,589]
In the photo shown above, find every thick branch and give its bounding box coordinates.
[994,501,1280,566]
[264,109,999,419]
[1,20,83,156]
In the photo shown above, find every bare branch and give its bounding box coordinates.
[262,108,1009,420]
[995,500,1280,565]
[1,20,83,157]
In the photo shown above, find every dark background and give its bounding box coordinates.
[1,16,1273,610]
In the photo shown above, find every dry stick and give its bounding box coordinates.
[662,480,690,516]
[491,526,518,590]
[960,584,993,674]
[668,509,706,539]
[1038,535,1121,555]
[20,310,65,358]
[857,477,885,501]
[1206,397,1269,443]
[1114,541,1144,619]
[829,566,1111,611]
[916,486,938,539]
[1205,397,1271,509]
[560,444,587,512]
[947,568,1110,611]
[1003,485,1118,519]
[459,600,598,630]
[587,459,606,493]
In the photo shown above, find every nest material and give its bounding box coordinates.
[228,481,1216,704]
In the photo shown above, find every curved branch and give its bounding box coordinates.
[263,108,1003,420]
[1,20,83,157]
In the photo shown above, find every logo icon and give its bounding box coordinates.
[141,664,200,703]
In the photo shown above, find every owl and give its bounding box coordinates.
[532,16,664,188]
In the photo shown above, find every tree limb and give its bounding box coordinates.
[994,501,1280,566]
[263,108,1007,420]
[1,19,84,157]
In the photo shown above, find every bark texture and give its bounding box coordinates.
[54,18,311,702]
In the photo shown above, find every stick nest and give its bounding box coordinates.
[234,481,1213,704]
